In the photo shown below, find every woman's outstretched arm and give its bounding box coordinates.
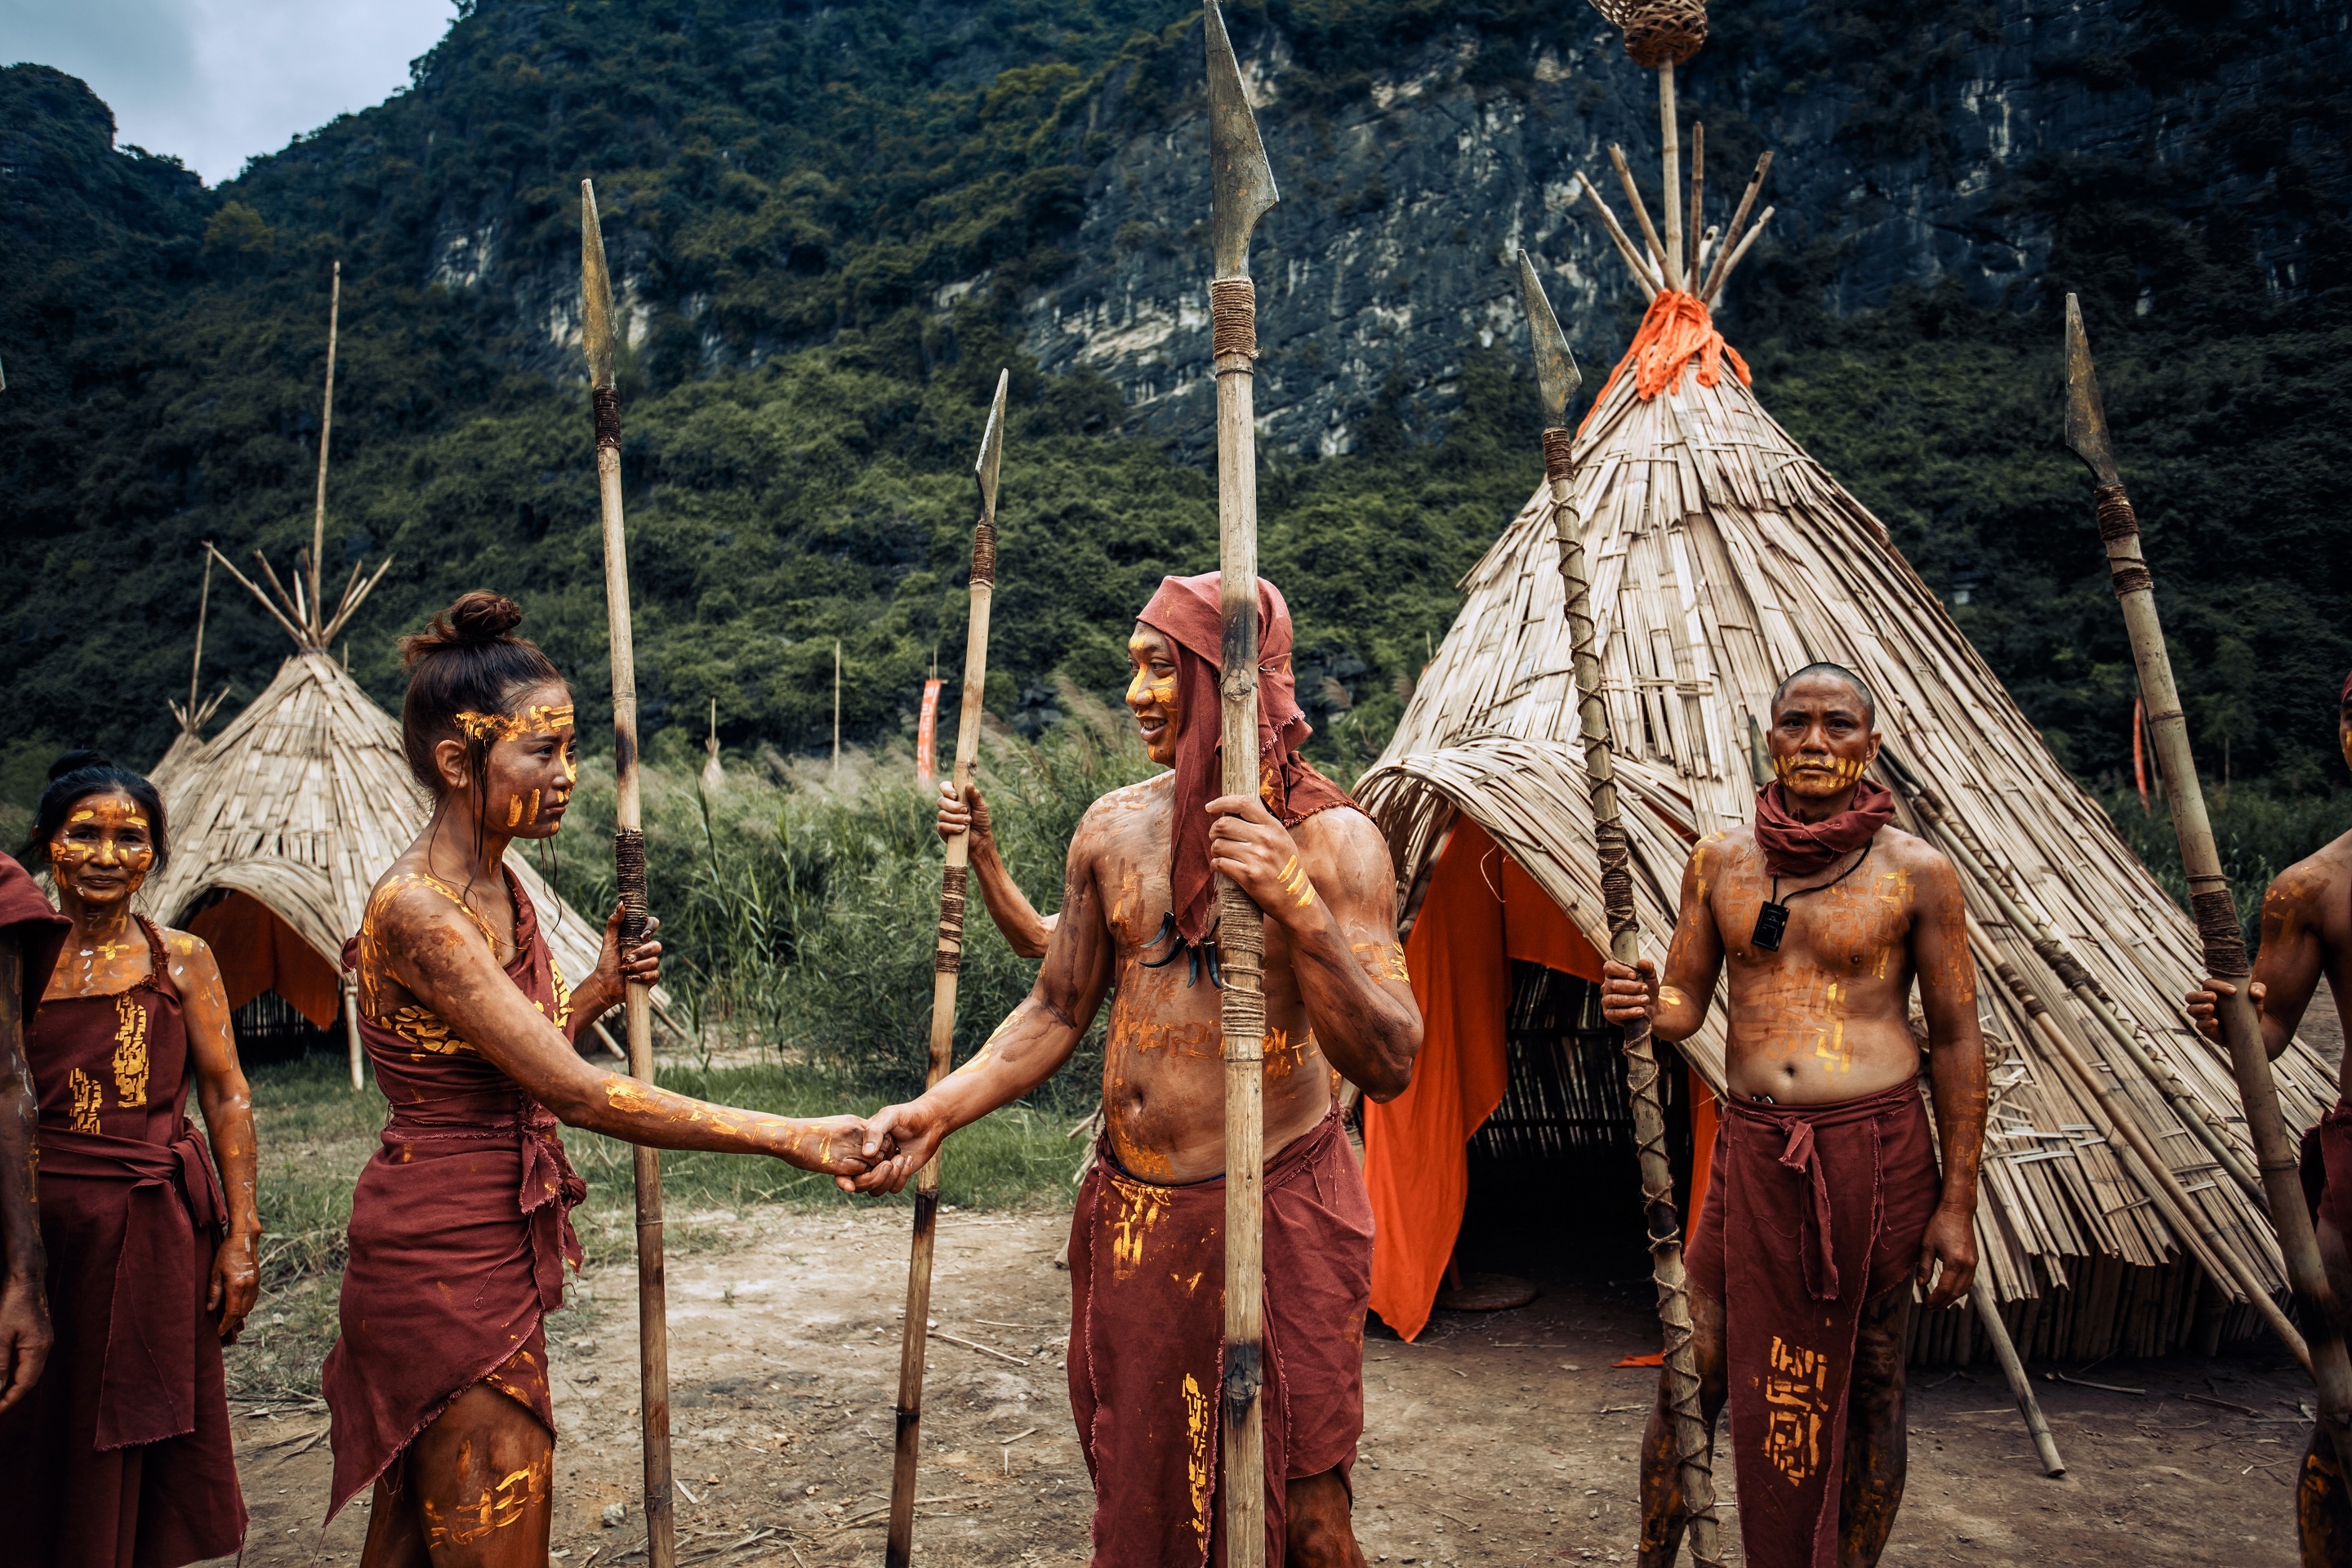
[373,882,874,1174]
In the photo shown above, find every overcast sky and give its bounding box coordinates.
[2,0,459,185]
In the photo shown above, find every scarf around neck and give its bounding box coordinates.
[1752,778,1895,878]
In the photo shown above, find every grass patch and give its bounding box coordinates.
[225,1053,1081,1400]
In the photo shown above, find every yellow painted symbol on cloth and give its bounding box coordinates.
[112,993,149,1107]
[1184,1372,1214,1552]
[1108,1182,1168,1279]
[1762,1335,1833,1486]
[68,1067,101,1134]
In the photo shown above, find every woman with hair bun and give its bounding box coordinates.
[0,750,260,1568]
[323,591,878,1566]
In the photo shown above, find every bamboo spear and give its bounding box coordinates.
[1205,6,1278,1561]
[581,179,678,1568]
[2063,294,2352,1469]
[1515,251,1724,1568]
[885,368,1009,1568]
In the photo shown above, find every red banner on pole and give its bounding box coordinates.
[916,679,944,784]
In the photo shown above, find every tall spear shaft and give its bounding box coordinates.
[1205,5,1278,1561]
[1515,253,1723,1567]
[310,259,341,639]
[2063,293,2352,1472]
[581,180,677,1568]
[885,369,1009,1568]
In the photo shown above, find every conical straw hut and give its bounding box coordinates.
[1353,106,2332,1365]
[145,548,650,1087]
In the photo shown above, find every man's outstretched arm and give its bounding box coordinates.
[849,810,1116,1192]
[1912,850,1986,1310]
[1204,797,1422,1101]
[1601,839,1725,1042]
[0,938,51,1414]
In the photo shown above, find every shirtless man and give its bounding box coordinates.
[853,572,1422,1567]
[1602,663,1987,1568]
[2188,670,2352,1562]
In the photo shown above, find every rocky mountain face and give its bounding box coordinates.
[1014,0,2352,456]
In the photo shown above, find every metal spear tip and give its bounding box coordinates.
[1514,250,1581,430]
[975,368,1009,518]
[1204,0,1279,279]
[2062,292,2120,487]
[580,178,618,390]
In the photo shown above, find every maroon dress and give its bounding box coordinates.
[322,867,586,1520]
[0,915,245,1568]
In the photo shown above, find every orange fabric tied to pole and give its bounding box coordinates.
[915,678,944,784]
[1579,289,1751,435]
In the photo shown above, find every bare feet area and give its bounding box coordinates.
[207,1204,2307,1566]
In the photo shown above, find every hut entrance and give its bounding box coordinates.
[181,889,344,1066]
[1363,817,1714,1341]
[1456,961,1699,1284]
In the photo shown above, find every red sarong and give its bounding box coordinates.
[1686,1078,1940,1568]
[322,869,585,1520]
[1067,1107,1372,1568]
[2301,1101,2352,1240]
[0,915,247,1568]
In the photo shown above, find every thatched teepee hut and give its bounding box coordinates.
[1354,100,2332,1362]
[145,549,635,1085]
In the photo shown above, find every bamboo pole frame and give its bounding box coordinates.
[582,178,677,1568]
[2065,293,2352,1469]
[885,369,1009,1568]
[309,260,341,639]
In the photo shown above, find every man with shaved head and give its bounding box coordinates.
[1603,662,1988,1568]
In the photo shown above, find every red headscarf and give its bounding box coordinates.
[1752,778,1895,879]
[1137,572,1356,943]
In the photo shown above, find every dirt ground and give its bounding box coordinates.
[204,1200,2313,1567]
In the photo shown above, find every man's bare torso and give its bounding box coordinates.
[1078,773,1352,1183]
[1688,823,1947,1103]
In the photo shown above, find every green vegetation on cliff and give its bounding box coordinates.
[6,0,2352,811]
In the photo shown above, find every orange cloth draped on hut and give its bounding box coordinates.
[1363,818,1721,1343]
[184,891,340,1028]
[1364,819,1602,1340]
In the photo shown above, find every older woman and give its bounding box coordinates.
[325,591,879,1566]
[0,750,261,1567]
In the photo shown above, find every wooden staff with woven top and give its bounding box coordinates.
[884,368,1009,1568]
[1204,3,1279,1559]
[581,178,677,1568]
[2063,292,2352,1470]
[1516,252,1724,1568]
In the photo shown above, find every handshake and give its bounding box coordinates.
[777,1100,950,1196]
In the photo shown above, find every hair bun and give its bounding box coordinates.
[47,749,112,781]
[402,591,527,666]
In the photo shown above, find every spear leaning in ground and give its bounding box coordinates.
[2064,293,2352,1472]
[581,179,679,1568]
[1515,252,1726,1568]
[886,368,1009,1568]
[1204,4,1280,1561]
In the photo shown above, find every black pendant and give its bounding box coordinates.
[1752,899,1790,952]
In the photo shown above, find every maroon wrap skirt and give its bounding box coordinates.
[1687,1077,1941,1568]
[1067,1106,1373,1568]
